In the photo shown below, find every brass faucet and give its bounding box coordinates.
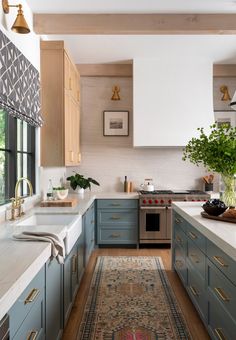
[10,177,33,220]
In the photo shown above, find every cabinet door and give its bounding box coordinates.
[84,203,95,266]
[45,259,63,340]
[63,244,79,326]
[70,97,80,165]
[77,230,85,284]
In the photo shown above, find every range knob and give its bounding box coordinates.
[155,199,159,204]
[143,199,147,204]
[160,199,164,204]
[168,199,172,204]
[148,199,153,204]
[192,199,195,202]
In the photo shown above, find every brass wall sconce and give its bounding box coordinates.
[2,0,30,34]
[220,85,231,101]
[111,85,121,100]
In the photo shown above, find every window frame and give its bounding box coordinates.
[0,112,35,204]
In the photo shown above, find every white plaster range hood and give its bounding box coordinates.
[133,57,214,147]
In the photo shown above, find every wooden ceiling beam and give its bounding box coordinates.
[34,13,236,35]
[77,64,133,77]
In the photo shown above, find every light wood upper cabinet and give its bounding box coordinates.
[40,41,81,167]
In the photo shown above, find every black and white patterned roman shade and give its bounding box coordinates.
[0,29,43,127]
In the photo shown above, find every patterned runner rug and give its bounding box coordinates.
[77,256,191,339]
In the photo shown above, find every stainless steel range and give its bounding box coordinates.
[139,190,210,244]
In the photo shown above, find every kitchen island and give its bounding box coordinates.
[172,202,236,339]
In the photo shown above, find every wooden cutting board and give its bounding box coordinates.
[40,198,78,207]
[201,211,236,224]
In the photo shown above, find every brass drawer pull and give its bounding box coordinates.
[190,285,199,297]
[188,231,197,239]
[110,233,121,238]
[214,287,230,302]
[69,77,72,90]
[24,288,40,304]
[27,330,38,340]
[189,253,200,263]
[213,256,228,268]
[214,328,227,340]
[176,235,183,244]
[111,216,121,220]
[69,150,74,162]
[72,254,77,274]
[111,203,121,206]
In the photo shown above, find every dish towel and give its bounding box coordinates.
[13,231,65,264]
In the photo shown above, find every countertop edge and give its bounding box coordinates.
[172,203,236,261]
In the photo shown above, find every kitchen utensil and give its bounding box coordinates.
[140,179,154,192]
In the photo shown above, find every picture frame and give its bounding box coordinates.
[214,111,236,128]
[103,110,129,136]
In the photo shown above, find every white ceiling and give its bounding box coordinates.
[26,0,236,64]
[26,0,236,14]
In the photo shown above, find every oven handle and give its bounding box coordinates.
[140,206,167,210]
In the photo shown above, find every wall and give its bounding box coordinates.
[66,77,211,192]
[0,2,65,198]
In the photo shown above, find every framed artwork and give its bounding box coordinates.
[214,111,236,128]
[103,110,129,136]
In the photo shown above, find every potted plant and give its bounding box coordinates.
[67,172,100,194]
[183,123,236,206]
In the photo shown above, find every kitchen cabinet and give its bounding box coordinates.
[172,211,236,338]
[8,265,45,340]
[83,202,95,266]
[96,199,138,246]
[40,40,81,167]
[63,242,79,326]
[63,230,85,326]
[45,258,63,340]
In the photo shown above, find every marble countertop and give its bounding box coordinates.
[172,202,236,261]
[0,191,138,320]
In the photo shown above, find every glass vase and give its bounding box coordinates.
[219,174,236,207]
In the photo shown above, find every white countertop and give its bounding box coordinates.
[172,202,236,261]
[0,191,138,320]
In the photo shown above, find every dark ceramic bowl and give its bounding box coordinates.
[202,205,228,216]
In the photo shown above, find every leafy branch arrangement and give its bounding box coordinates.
[67,172,100,191]
[182,124,236,176]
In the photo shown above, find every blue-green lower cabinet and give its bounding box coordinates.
[9,265,45,340]
[172,211,236,339]
[83,202,95,266]
[45,258,63,340]
[64,230,85,326]
[96,199,138,246]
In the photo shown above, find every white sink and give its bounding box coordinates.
[15,213,82,255]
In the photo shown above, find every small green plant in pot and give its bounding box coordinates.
[183,123,236,206]
[67,172,100,194]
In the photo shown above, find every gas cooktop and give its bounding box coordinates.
[139,190,207,195]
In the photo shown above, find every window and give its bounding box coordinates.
[0,109,35,204]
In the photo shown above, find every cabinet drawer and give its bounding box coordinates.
[97,199,138,209]
[207,259,236,322]
[174,222,187,251]
[187,238,206,280]
[173,211,186,232]
[98,227,137,244]
[207,239,236,286]
[187,261,207,323]
[208,289,236,340]
[185,223,206,253]
[97,210,138,226]
[12,299,44,340]
[9,266,45,338]
[173,241,187,285]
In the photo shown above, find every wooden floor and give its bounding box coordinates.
[62,248,210,340]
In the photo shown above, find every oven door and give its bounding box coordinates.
[139,206,167,240]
